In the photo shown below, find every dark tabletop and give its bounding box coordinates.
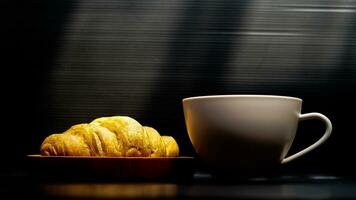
[2,172,356,200]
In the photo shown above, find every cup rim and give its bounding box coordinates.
[182,95,302,102]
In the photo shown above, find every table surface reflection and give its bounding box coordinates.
[2,173,356,199]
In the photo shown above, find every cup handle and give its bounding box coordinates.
[281,112,332,164]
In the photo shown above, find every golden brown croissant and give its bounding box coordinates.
[143,126,166,157]
[90,116,151,157]
[40,116,179,157]
[40,133,91,156]
[162,136,179,157]
[40,123,123,157]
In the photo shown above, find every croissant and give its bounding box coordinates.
[90,116,151,157]
[162,136,179,157]
[40,116,179,157]
[143,126,166,157]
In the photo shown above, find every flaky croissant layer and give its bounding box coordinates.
[40,116,179,157]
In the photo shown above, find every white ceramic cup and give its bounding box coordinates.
[183,95,332,174]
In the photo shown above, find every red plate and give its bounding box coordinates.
[26,155,194,181]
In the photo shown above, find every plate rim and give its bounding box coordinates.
[27,154,194,160]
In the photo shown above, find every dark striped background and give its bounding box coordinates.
[3,0,356,175]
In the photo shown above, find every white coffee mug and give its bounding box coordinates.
[183,95,332,174]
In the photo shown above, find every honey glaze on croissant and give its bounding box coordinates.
[40,116,179,157]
